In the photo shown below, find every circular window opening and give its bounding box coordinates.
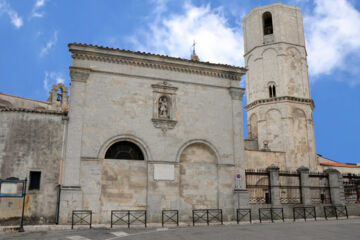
[105,141,144,160]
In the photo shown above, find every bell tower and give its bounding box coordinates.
[243,3,317,170]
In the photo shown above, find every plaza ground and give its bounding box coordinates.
[1,218,360,240]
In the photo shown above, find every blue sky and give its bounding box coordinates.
[1,0,359,164]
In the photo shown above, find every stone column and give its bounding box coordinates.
[229,86,249,210]
[325,169,344,205]
[297,166,311,205]
[59,67,90,223]
[267,165,280,206]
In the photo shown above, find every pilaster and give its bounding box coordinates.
[325,169,345,205]
[267,165,280,206]
[229,86,246,188]
[297,166,311,205]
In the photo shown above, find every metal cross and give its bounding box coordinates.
[192,40,197,52]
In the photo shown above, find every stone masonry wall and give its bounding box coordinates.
[0,111,65,224]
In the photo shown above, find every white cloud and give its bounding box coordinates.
[131,2,244,66]
[43,71,65,92]
[30,0,47,18]
[40,30,58,57]
[304,0,360,81]
[0,0,23,28]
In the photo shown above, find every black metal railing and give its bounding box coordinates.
[309,173,331,204]
[259,208,284,223]
[192,209,223,226]
[236,208,252,223]
[293,206,316,221]
[111,210,147,228]
[246,170,271,204]
[162,210,179,227]
[324,206,348,220]
[72,210,92,229]
[343,174,360,204]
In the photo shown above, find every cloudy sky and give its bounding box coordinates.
[1,0,360,164]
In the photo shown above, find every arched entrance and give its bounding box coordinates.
[99,139,148,220]
[179,142,219,220]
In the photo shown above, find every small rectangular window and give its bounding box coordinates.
[29,171,41,190]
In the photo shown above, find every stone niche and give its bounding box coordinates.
[151,81,178,133]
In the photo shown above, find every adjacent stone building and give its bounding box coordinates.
[0,2,359,225]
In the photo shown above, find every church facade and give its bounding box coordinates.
[0,2,359,225]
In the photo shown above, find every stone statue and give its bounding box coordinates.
[159,96,169,118]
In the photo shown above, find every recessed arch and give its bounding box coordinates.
[175,139,221,164]
[98,134,151,160]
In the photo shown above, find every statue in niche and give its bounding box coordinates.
[158,96,169,119]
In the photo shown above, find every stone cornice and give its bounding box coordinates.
[0,107,67,116]
[244,42,306,58]
[244,96,315,111]
[69,43,246,81]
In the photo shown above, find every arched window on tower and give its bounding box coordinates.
[263,12,273,35]
[269,84,276,98]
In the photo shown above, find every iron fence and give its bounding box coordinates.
[259,208,284,223]
[309,173,331,204]
[293,206,316,221]
[324,206,348,220]
[192,209,223,226]
[246,170,271,204]
[343,174,360,204]
[236,208,252,223]
[111,210,147,228]
[162,210,179,227]
[279,172,301,204]
[71,210,92,229]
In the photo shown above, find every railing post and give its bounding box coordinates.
[162,210,164,227]
[220,209,223,225]
[71,211,74,229]
[177,210,179,226]
[192,211,195,226]
[206,210,209,225]
[259,209,262,223]
[144,211,147,228]
[270,208,274,223]
[249,209,252,223]
[127,211,130,228]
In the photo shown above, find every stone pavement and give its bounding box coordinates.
[1,219,360,240]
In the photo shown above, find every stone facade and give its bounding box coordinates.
[0,2,359,225]
[58,43,247,223]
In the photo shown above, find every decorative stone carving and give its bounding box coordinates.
[229,87,245,100]
[158,96,169,119]
[151,81,178,133]
[69,67,90,83]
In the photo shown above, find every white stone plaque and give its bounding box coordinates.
[154,164,175,181]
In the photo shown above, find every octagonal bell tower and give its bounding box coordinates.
[243,3,317,170]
